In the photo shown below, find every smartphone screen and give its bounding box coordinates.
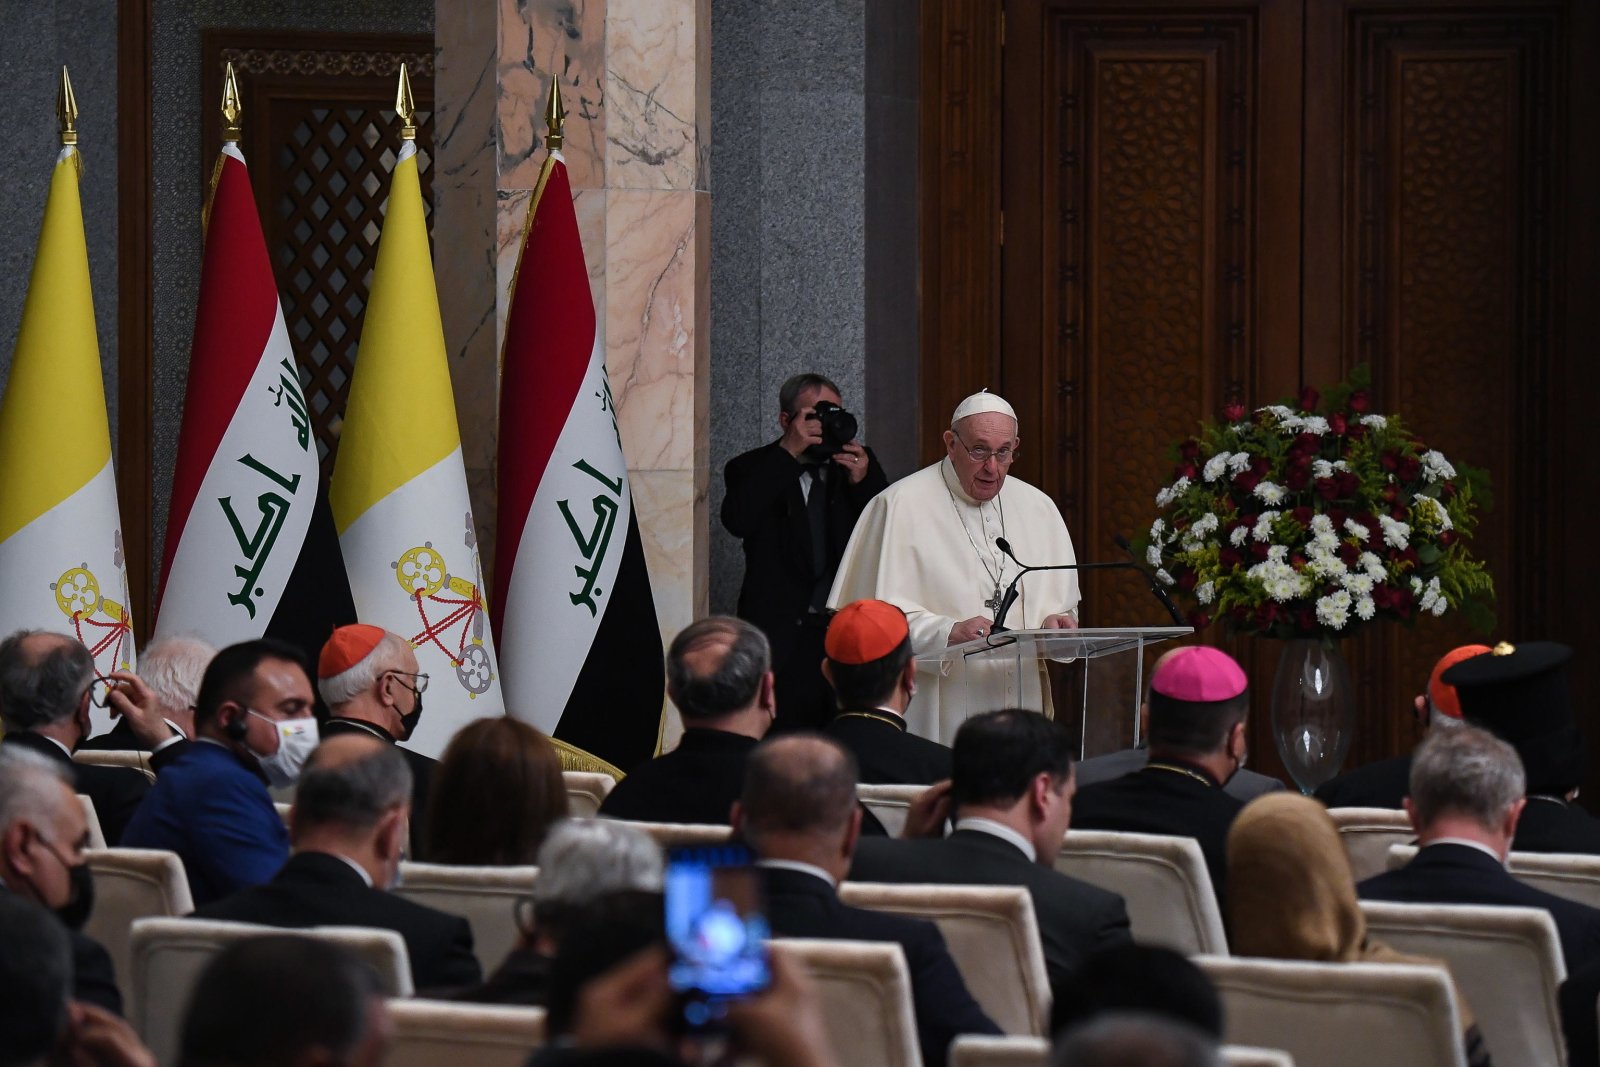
[665,845,772,1030]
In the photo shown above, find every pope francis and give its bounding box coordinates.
[828,390,1080,742]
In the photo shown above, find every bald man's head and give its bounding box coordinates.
[0,630,94,733]
[740,735,859,845]
[294,735,412,832]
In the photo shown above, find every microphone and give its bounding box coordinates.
[1112,534,1185,626]
[990,538,1136,633]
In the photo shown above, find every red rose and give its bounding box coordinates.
[1234,470,1263,492]
[1399,456,1422,482]
[1180,439,1200,460]
[1338,542,1359,565]
[1223,402,1246,422]
[1231,605,1252,625]
[1293,433,1320,454]
[1442,481,1457,499]
[1381,484,1399,503]
[1295,607,1318,631]
[1290,553,1308,570]
[1188,611,1212,630]
[1327,507,1348,527]
[1328,412,1348,435]
[1251,456,1271,476]
[1380,451,1399,472]
[1219,547,1244,569]
[1177,571,1198,592]
[1347,422,1368,440]
[1255,602,1280,627]
[1251,542,1270,561]
[1391,504,1408,520]
[1177,462,1199,480]
[1315,477,1340,501]
[1286,466,1312,491]
[1291,506,1314,526]
[1349,390,1370,413]
[1439,530,1458,546]
[1299,386,1321,412]
[1337,472,1361,497]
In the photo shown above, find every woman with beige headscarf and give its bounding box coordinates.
[1227,792,1492,1066]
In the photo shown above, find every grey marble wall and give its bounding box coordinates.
[708,0,919,615]
[0,0,121,446]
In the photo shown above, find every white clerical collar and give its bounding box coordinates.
[756,858,838,889]
[325,851,376,888]
[955,817,1036,862]
[941,457,992,508]
[1425,837,1505,865]
[41,736,72,759]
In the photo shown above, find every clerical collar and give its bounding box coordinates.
[328,718,396,744]
[835,707,908,732]
[1424,838,1505,865]
[941,457,992,507]
[757,858,837,888]
[1144,758,1222,789]
[955,817,1036,862]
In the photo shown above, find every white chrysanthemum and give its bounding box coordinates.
[1247,557,1311,602]
[1416,495,1453,531]
[1315,590,1352,630]
[1431,597,1447,617]
[1155,476,1192,508]
[1310,514,1334,535]
[1360,414,1388,430]
[1355,595,1376,621]
[1312,531,1341,554]
[1254,481,1286,505]
[1228,451,1252,474]
[1344,518,1371,542]
[1253,511,1279,542]
[1302,416,1330,435]
[1192,513,1219,537]
[1258,405,1295,421]
[1197,582,1215,606]
[1203,453,1231,482]
[1156,568,1175,587]
[1267,544,1289,562]
[1146,544,1164,568]
[1360,552,1386,578]
[1378,514,1411,549]
[1306,550,1347,579]
[1421,450,1456,484]
[1417,576,1446,616]
[1312,459,1335,479]
[1150,518,1166,541]
[1410,576,1424,595]
[1230,525,1249,547]
[1341,572,1374,597]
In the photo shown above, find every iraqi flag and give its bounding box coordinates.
[154,143,320,649]
[0,141,136,718]
[330,137,502,758]
[493,150,665,775]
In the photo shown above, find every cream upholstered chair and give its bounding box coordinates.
[386,999,547,1067]
[770,939,920,1067]
[563,771,616,817]
[84,848,194,995]
[274,801,292,827]
[1055,830,1227,954]
[949,1035,1048,1067]
[841,882,1050,1036]
[1497,850,1600,911]
[73,748,156,782]
[1360,900,1567,1066]
[1221,1048,1297,1066]
[129,917,413,1066]
[604,819,734,849]
[78,794,107,850]
[858,784,926,838]
[1328,808,1415,881]
[1195,955,1466,1067]
[394,862,540,973]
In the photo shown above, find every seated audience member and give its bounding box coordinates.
[1227,792,1491,1067]
[1050,944,1223,1043]
[1076,650,1283,802]
[0,629,154,845]
[849,709,1131,998]
[317,624,436,854]
[821,600,952,785]
[1070,646,1249,905]
[0,891,73,1065]
[1315,644,1489,810]
[1053,1014,1220,1067]
[177,935,390,1067]
[1444,640,1600,854]
[122,639,314,905]
[424,716,569,865]
[0,747,121,1013]
[734,734,1001,1067]
[79,635,215,755]
[196,734,481,992]
[459,818,663,1005]
[600,616,775,824]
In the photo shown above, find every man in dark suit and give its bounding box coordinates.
[78,635,214,760]
[734,734,999,1067]
[600,617,776,824]
[315,624,435,854]
[821,599,951,785]
[0,629,156,845]
[1357,723,1600,1063]
[0,746,122,1013]
[123,639,316,905]
[1071,646,1250,905]
[849,709,1131,1001]
[722,374,887,732]
[197,734,481,993]
[1314,644,1490,810]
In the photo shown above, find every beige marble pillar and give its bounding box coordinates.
[436,0,710,742]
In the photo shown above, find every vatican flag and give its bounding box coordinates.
[0,137,136,705]
[330,130,502,758]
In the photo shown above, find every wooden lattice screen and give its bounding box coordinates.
[202,31,434,480]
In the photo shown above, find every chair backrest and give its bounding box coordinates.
[563,771,617,818]
[1055,830,1227,954]
[1221,1047,1297,1067]
[840,882,1050,1036]
[1328,808,1415,882]
[603,819,734,849]
[274,801,292,828]
[394,862,540,974]
[1195,955,1465,1067]
[129,918,413,1065]
[79,794,107,850]
[858,784,926,838]
[770,938,920,1067]
[73,748,156,783]
[949,1035,1049,1067]
[1503,850,1600,911]
[1359,900,1567,1066]
[386,999,547,1067]
[85,847,194,996]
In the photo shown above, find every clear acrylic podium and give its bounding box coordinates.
[914,626,1192,754]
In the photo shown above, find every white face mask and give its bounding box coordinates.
[246,710,319,787]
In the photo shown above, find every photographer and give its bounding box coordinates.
[722,375,887,732]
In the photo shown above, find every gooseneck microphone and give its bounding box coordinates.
[990,538,1136,633]
[1111,534,1186,626]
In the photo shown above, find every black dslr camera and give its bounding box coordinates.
[805,400,859,461]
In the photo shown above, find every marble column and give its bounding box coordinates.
[435,0,709,742]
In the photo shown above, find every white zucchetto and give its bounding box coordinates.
[951,389,1018,427]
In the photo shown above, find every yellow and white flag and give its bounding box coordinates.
[330,135,502,758]
[0,143,135,700]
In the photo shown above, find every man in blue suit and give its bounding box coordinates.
[124,639,318,906]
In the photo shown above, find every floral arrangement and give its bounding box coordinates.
[1142,368,1494,639]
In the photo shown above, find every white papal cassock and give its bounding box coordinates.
[827,457,1080,743]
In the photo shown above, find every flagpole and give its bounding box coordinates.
[57,66,82,178]
[203,62,242,232]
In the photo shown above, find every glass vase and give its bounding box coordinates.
[1270,638,1355,794]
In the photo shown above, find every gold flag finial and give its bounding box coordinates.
[221,62,243,142]
[395,63,416,141]
[57,66,78,147]
[544,77,565,153]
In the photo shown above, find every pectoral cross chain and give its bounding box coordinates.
[985,582,1003,615]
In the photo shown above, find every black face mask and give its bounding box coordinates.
[399,694,423,743]
[34,837,95,931]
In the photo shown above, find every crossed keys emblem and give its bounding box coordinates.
[390,515,494,696]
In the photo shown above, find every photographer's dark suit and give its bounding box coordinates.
[721,441,886,731]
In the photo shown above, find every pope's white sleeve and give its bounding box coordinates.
[905,608,957,655]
